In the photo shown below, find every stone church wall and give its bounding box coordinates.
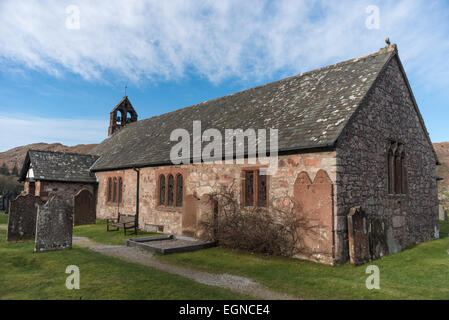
[95,152,338,264]
[335,55,439,264]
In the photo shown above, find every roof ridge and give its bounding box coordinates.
[28,149,98,157]
[126,48,392,128]
[110,96,129,113]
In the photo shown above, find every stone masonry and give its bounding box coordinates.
[91,45,439,265]
[335,55,439,263]
[95,152,338,263]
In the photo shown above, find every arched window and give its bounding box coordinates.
[118,177,123,203]
[167,174,174,206]
[387,147,394,194]
[116,110,123,125]
[107,178,112,202]
[112,178,117,202]
[400,151,406,194]
[394,151,402,194]
[176,174,183,207]
[159,175,166,205]
[387,142,407,195]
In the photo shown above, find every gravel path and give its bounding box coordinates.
[73,236,299,300]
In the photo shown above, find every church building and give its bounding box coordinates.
[87,42,440,264]
[17,42,439,265]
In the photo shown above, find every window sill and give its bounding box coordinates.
[242,205,268,209]
[106,202,122,206]
[156,205,183,212]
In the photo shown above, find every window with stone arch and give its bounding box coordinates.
[118,177,123,203]
[107,177,112,202]
[159,174,166,205]
[176,174,183,207]
[167,174,174,206]
[107,176,123,204]
[112,177,117,202]
[116,110,124,125]
[157,171,185,208]
[387,141,407,195]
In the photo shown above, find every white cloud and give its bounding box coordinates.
[0,115,107,152]
[0,0,448,88]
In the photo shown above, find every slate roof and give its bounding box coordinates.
[90,47,398,171]
[19,150,99,183]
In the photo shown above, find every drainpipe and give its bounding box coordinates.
[133,168,140,229]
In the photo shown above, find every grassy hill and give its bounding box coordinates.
[0,143,97,174]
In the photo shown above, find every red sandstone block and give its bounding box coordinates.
[303,158,319,167]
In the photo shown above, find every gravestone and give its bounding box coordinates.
[368,217,389,259]
[3,192,18,214]
[7,194,44,242]
[439,205,448,221]
[73,189,96,226]
[347,206,371,266]
[182,195,199,238]
[35,196,73,252]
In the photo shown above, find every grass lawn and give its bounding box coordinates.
[0,211,8,224]
[157,221,449,300]
[0,229,248,300]
[73,220,161,245]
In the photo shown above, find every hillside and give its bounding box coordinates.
[434,142,449,202]
[0,141,447,197]
[0,143,98,174]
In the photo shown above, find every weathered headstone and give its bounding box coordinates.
[439,205,448,221]
[73,189,96,226]
[347,206,371,266]
[7,194,44,242]
[370,218,390,259]
[35,196,73,252]
[3,192,18,215]
[182,195,199,237]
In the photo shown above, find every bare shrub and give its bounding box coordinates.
[199,183,321,257]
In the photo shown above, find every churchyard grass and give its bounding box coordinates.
[0,211,8,224]
[73,219,160,245]
[0,229,248,300]
[157,221,449,300]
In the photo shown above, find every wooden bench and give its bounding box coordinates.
[107,213,137,236]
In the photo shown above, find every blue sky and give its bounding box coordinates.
[0,0,448,152]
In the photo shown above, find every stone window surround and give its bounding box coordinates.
[240,166,270,208]
[105,174,124,205]
[387,140,408,197]
[155,168,187,212]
